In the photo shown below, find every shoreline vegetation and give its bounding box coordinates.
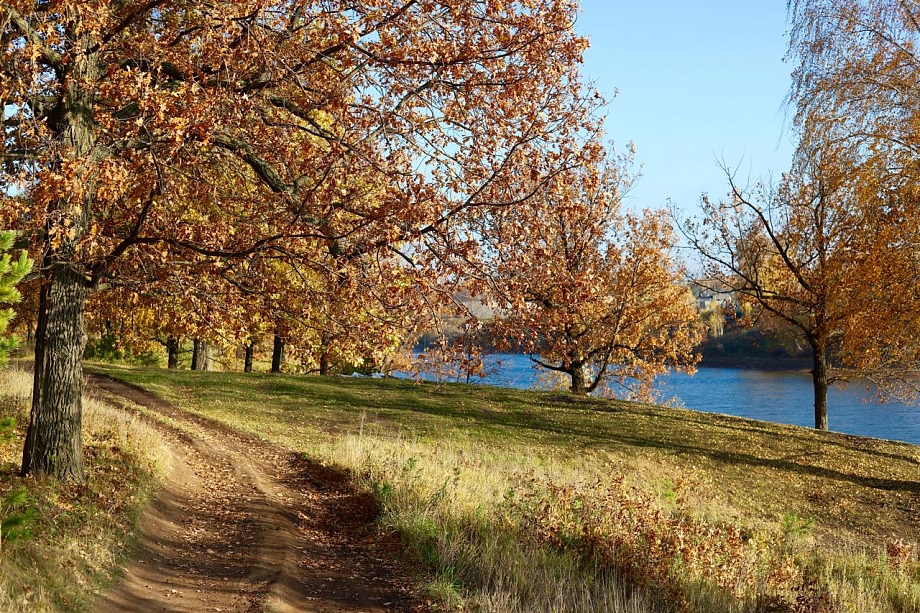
[415,324,817,373]
[696,355,813,371]
[694,328,814,372]
[83,364,920,612]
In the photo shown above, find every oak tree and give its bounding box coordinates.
[484,148,702,397]
[1,0,598,480]
[240,249,430,375]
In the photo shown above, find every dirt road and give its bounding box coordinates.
[90,374,429,613]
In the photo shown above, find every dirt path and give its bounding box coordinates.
[89,374,430,613]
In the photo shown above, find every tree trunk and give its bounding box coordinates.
[166,336,180,369]
[271,335,284,373]
[569,362,588,395]
[21,31,99,482]
[191,338,202,371]
[244,340,254,373]
[21,267,88,481]
[318,332,330,376]
[812,343,829,430]
[200,341,212,372]
[190,339,213,371]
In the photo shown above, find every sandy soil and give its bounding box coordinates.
[89,374,431,613]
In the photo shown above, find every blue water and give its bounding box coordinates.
[425,354,920,446]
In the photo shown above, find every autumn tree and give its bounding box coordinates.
[85,260,262,369]
[297,261,427,376]
[682,145,882,430]
[233,248,430,375]
[786,0,920,266]
[787,0,920,173]
[781,0,920,407]
[1,0,599,481]
[833,191,920,399]
[86,236,429,374]
[686,0,920,429]
[483,147,702,397]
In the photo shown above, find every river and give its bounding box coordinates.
[427,353,920,446]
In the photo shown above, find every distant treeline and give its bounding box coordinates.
[697,328,813,370]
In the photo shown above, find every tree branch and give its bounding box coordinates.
[90,0,170,55]
[1,3,63,69]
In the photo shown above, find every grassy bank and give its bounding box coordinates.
[91,364,920,612]
[0,365,166,612]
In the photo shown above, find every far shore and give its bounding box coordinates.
[695,355,812,372]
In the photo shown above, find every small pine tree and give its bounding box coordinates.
[0,231,33,368]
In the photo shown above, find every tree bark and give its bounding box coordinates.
[191,340,212,371]
[21,267,88,481]
[21,27,99,482]
[569,362,588,395]
[318,332,331,376]
[244,340,254,373]
[201,342,212,371]
[166,336,180,369]
[271,335,284,373]
[191,338,202,371]
[812,343,829,430]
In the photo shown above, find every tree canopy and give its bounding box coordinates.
[482,148,702,397]
[1,0,602,481]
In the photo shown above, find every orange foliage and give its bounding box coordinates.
[481,147,702,397]
[510,476,834,612]
[0,0,601,478]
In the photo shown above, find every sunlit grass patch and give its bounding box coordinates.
[0,364,166,612]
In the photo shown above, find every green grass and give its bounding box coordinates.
[90,363,920,612]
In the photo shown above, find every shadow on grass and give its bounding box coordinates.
[602,430,920,494]
[89,365,920,500]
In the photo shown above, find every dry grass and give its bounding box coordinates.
[0,364,166,612]
[89,365,920,612]
[324,428,920,612]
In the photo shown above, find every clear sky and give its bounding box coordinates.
[575,1,796,215]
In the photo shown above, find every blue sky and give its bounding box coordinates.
[575,1,796,215]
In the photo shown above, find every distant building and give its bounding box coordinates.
[688,280,734,313]
[688,280,737,339]
[695,292,721,313]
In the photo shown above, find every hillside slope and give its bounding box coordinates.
[91,364,920,612]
